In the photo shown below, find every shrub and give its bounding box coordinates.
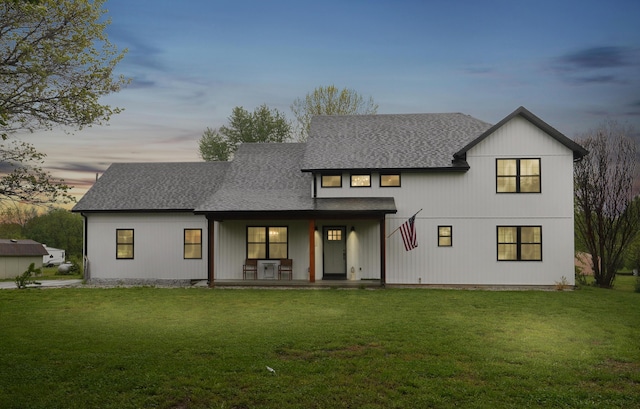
[15,263,41,289]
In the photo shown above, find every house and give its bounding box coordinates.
[0,239,49,279]
[72,106,588,287]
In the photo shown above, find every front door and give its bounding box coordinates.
[323,226,347,279]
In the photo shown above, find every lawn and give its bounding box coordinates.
[0,280,638,409]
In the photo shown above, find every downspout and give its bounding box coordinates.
[81,213,88,281]
[207,215,215,288]
[380,215,386,287]
[309,219,315,283]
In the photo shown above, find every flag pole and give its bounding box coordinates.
[386,208,422,239]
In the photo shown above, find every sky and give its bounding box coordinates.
[16,0,640,202]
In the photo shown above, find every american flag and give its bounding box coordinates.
[399,214,418,251]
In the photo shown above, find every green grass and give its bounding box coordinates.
[1,283,638,408]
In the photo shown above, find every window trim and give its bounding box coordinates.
[496,225,542,261]
[350,173,371,188]
[184,228,202,259]
[496,158,541,193]
[246,226,288,260]
[321,174,342,188]
[116,229,134,260]
[380,173,401,187]
[438,225,453,247]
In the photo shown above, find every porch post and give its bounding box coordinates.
[380,215,386,286]
[208,217,215,288]
[309,219,315,283]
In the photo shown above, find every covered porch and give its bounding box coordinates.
[202,198,396,287]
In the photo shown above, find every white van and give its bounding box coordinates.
[43,246,65,267]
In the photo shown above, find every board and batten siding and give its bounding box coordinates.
[84,213,208,281]
[215,220,310,280]
[385,116,577,285]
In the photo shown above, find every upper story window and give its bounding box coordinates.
[350,174,371,187]
[497,226,542,261]
[380,174,401,187]
[496,159,540,193]
[116,229,134,259]
[184,229,202,259]
[321,174,342,188]
[247,226,288,259]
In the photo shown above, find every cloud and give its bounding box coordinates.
[551,46,638,85]
[558,46,630,69]
[126,77,157,89]
[108,25,166,72]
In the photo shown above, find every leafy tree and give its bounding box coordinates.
[23,208,82,257]
[199,104,291,161]
[290,85,379,140]
[574,120,640,288]
[0,0,128,204]
[0,0,128,134]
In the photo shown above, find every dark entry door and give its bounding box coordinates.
[323,226,347,279]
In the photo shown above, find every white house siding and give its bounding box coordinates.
[84,213,208,282]
[215,220,310,280]
[317,116,577,286]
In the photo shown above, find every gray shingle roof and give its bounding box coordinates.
[195,143,315,212]
[0,239,48,257]
[301,113,493,171]
[195,143,396,214]
[72,162,229,212]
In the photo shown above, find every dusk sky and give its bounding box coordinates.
[16,0,640,202]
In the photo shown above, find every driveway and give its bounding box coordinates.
[0,279,82,289]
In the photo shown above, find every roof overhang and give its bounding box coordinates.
[300,163,470,173]
[200,197,397,221]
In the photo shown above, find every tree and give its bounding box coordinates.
[290,85,379,140]
[199,104,291,161]
[574,120,640,288]
[0,0,128,134]
[0,0,128,205]
[0,202,38,238]
[23,208,82,257]
[0,140,73,204]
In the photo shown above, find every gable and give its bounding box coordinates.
[455,106,588,161]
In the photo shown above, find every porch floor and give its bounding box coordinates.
[211,279,383,288]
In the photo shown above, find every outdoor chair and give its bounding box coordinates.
[278,259,293,280]
[243,259,258,279]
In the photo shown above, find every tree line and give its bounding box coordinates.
[0,206,82,258]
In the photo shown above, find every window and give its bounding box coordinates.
[321,174,342,187]
[438,226,452,247]
[496,159,540,193]
[184,229,202,259]
[116,229,134,259]
[247,226,288,259]
[380,174,401,187]
[327,229,342,241]
[350,174,371,187]
[497,226,542,261]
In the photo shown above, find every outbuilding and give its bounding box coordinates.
[0,239,48,279]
